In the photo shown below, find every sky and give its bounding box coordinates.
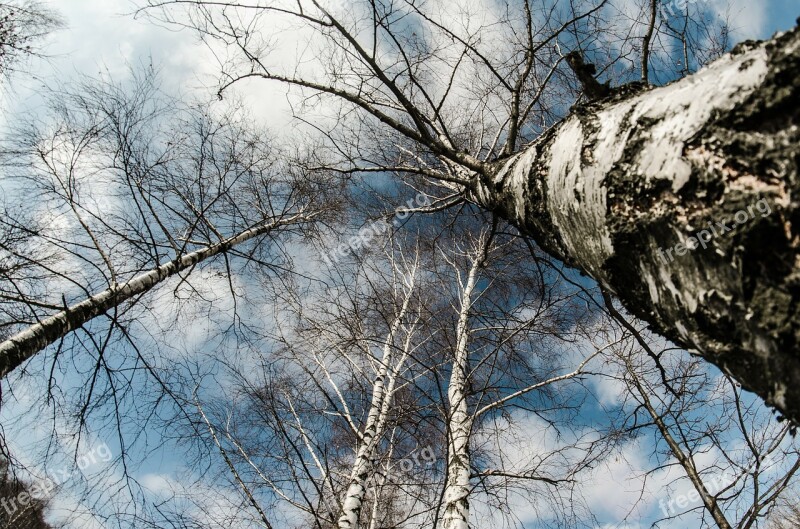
[1,1,800,528]
[5,0,797,133]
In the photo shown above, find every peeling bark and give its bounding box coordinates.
[0,215,306,377]
[472,27,800,421]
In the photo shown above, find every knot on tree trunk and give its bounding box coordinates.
[565,51,611,101]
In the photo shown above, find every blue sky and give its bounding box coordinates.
[5,0,797,133]
[1,1,799,528]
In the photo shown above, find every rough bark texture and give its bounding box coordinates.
[0,217,301,377]
[473,27,800,421]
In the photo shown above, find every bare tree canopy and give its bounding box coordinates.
[0,1,799,528]
[132,0,800,423]
[0,1,60,75]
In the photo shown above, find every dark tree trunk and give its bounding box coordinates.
[471,27,800,421]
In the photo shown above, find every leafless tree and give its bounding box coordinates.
[0,65,331,527]
[0,1,60,77]
[151,206,629,529]
[1,1,799,528]
[137,0,800,422]
[0,65,327,379]
[596,300,800,529]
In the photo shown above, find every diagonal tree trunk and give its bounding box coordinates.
[141,0,800,424]
[0,213,309,378]
[470,27,800,421]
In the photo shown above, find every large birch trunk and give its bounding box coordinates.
[472,27,800,421]
[442,252,483,529]
[0,215,305,377]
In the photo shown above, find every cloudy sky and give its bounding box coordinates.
[1,1,799,528]
[6,0,798,129]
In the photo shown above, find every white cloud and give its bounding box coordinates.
[592,374,627,407]
[710,0,768,40]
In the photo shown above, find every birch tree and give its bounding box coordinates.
[165,239,431,529]
[140,0,800,421]
[431,221,617,529]
[335,249,421,529]
[595,301,800,529]
[163,205,621,529]
[0,1,60,77]
[439,231,486,529]
[0,69,330,527]
[0,67,325,381]
[3,2,800,523]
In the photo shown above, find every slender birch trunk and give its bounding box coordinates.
[145,0,800,424]
[336,269,417,529]
[0,214,307,377]
[442,243,487,529]
[472,28,800,421]
[626,362,733,529]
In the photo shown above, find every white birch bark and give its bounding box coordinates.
[442,241,487,529]
[336,264,418,529]
[0,213,309,377]
[143,0,800,424]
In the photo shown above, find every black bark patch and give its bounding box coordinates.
[685,25,800,419]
